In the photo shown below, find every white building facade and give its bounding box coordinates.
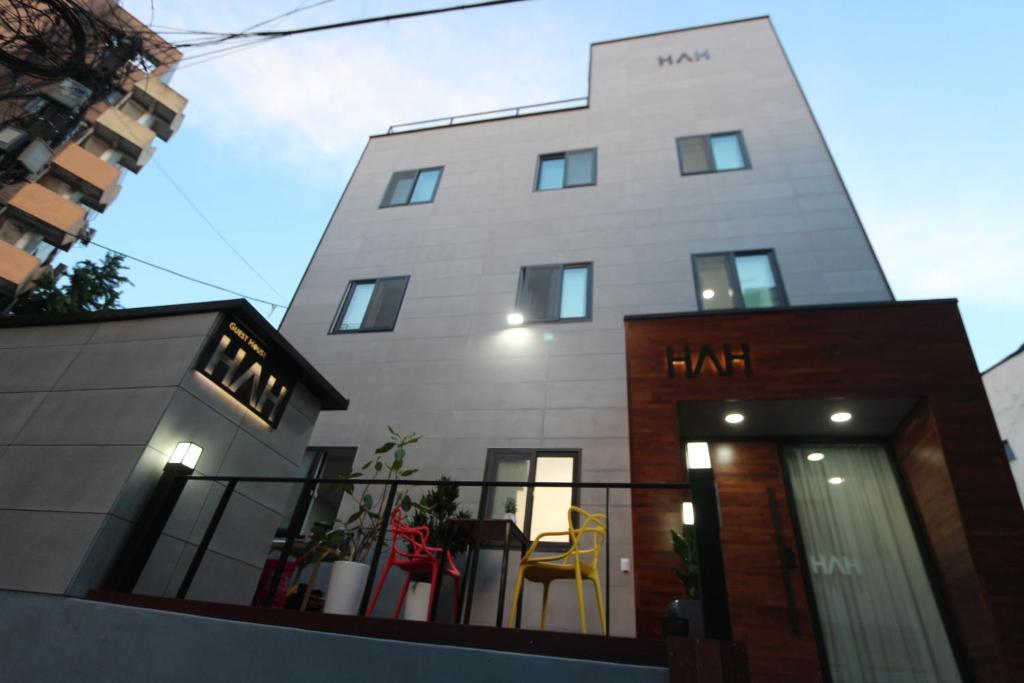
[280,17,892,635]
[982,344,1024,506]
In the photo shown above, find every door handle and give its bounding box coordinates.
[767,487,801,635]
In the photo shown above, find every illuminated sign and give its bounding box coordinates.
[196,318,295,427]
[667,344,751,378]
[658,49,710,67]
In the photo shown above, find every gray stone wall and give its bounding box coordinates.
[280,18,892,634]
[0,311,324,605]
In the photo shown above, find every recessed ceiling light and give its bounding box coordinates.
[702,289,715,300]
[724,412,744,424]
[807,452,825,462]
[830,411,852,423]
[506,312,524,326]
[828,476,845,485]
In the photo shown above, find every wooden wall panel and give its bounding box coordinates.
[625,300,1024,682]
[711,442,823,682]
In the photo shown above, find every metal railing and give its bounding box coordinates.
[121,476,698,636]
[386,97,588,134]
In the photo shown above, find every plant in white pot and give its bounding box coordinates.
[403,477,472,621]
[304,427,421,616]
[503,496,517,523]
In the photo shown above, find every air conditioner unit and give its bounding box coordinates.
[17,139,53,175]
[0,127,27,152]
[46,79,93,109]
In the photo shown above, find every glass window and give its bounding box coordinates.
[694,251,785,310]
[694,254,738,310]
[784,445,962,682]
[734,253,783,308]
[536,149,596,190]
[678,132,749,174]
[516,263,592,322]
[1005,440,1017,462]
[381,167,443,206]
[484,450,579,542]
[537,156,566,191]
[334,276,409,333]
[560,266,589,319]
[410,168,441,203]
[710,134,747,171]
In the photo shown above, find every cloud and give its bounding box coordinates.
[133,1,577,179]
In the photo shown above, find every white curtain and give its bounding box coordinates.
[785,444,961,682]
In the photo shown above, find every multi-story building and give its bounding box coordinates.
[982,343,1024,504]
[0,0,186,309]
[277,16,1022,682]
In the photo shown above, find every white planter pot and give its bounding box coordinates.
[403,581,432,621]
[323,560,370,615]
[504,513,516,522]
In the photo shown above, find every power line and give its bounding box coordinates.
[91,241,286,312]
[167,0,532,48]
[149,159,287,301]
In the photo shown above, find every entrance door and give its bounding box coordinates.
[783,444,962,682]
[710,442,825,681]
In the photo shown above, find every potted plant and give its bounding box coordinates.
[304,427,421,615]
[664,526,703,637]
[503,496,517,522]
[402,477,472,620]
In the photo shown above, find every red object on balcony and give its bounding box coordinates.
[367,507,461,621]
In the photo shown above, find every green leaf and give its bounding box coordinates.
[346,511,362,524]
[400,495,412,511]
[361,461,373,470]
[374,461,383,471]
[362,494,373,509]
[406,436,420,445]
[395,448,405,460]
[400,469,418,477]
[388,426,399,437]
[375,442,395,454]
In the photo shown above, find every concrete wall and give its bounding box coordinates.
[0,311,325,605]
[0,591,666,683]
[280,18,892,635]
[982,350,1024,506]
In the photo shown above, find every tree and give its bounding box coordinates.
[8,253,130,315]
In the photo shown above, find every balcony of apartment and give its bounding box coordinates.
[47,143,122,212]
[127,76,187,141]
[0,181,88,249]
[92,107,157,173]
[91,475,746,682]
[0,239,44,298]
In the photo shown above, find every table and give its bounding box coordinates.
[432,518,530,627]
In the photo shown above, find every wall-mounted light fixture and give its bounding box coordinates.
[506,312,524,326]
[169,442,203,470]
[685,442,712,470]
[681,501,695,526]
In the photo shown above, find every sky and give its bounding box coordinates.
[64,0,1023,370]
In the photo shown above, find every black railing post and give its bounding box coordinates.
[176,480,236,599]
[259,456,322,607]
[359,482,398,616]
[104,463,192,593]
[691,469,731,640]
[604,484,611,635]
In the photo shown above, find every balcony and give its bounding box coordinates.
[0,182,88,248]
[0,239,43,298]
[129,76,187,141]
[93,107,156,173]
[48,143,122,212]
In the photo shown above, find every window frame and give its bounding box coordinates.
[691,250,787,311]
[330,275,411,334]
[379,166,444,208]
[534,148,597,191]
[514,262,594,323]
[480,448,582,549]
[676,131,751,176]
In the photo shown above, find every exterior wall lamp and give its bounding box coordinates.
[681,501,695,526]
[683,439,731,639]
[105,441,204,593]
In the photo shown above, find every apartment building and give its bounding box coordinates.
[0,0,187,309]
[280,17,1021,682]
[982,343,1024,505]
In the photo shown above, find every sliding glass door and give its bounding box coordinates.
[784,444,961,682]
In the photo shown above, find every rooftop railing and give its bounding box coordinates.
[386,97,588,134]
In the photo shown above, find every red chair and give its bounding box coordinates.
[366,507,462,621]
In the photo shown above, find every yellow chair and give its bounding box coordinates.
[508,506,607,635]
